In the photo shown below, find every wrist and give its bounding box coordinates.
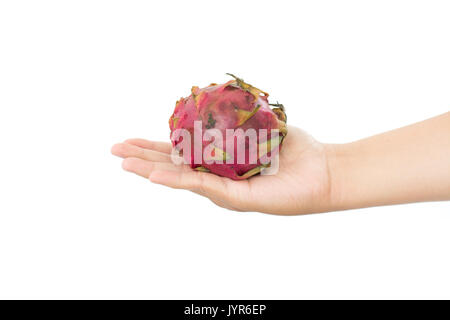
[325,139,398,211]
[324,142,356,211]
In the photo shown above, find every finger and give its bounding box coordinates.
[122,158,183,178]
[208,197,245,212]
[149,170,230,198]
[111,143,172,162]
[124,139,172,154]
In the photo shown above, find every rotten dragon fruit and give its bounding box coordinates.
[169,74,287,180]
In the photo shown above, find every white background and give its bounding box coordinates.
[0,0,449,299]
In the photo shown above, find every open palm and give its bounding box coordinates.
[111,126,333,215]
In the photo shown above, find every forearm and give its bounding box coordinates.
[327,112,450,210]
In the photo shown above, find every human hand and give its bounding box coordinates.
[111,126,335,215]
[112,112,450,215]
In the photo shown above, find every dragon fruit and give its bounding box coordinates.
[169,74,287,180]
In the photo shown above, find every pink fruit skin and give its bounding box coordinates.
[169,76,287,180]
